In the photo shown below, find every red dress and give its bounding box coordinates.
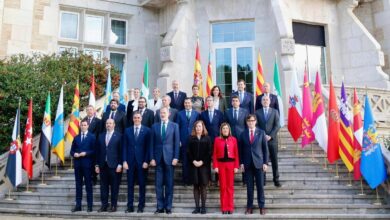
[213,136,239,212]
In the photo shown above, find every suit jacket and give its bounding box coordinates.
[255,107,281,144]
[148,98,162,114]
[154,108,178,123]
[83,116,101,137]
[231,91,254,114]
[122,125,151,166]
[126,99,138,124]
[96,131,122,169]
[239,128,269,169]
[175,109,200,145]
[255,93,279,113]
[150,121,180,165]
[127,108,154,128]
[212,136,240,169]
[224,107,249,138]
[215,97,227,113]
[200,109,224,142]
[101,110,127,134]
[70,132,96,168]
[105,103,126,113]
[167,91,187,111]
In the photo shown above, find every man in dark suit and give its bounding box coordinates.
[123,111,151,213]
[155,95,178,123]
[127,97,154,128]
[255,82,279,112]
[200,96,224,142]
[105,91,126,113]
[224,95,249,138]
[70,119,96,213]
[239,114,268,215]
[175,97,200,185]
[126,88,141,124]
[255,96,281,187]
[230,79,254,114]
[150,107,180,214]
[167,80,187,111]
[102,99,127,133]
[95,119,123,212]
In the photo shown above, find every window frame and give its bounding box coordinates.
[84,14,105,44]
[109,17,128,46]
[59,11,80,41]
[84,48,103,61]
[109,51,127,72]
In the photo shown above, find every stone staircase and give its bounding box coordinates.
[0,128,390,219]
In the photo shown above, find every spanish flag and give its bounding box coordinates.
[206,52,213,97]
[193,37,203,97]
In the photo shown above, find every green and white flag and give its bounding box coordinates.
[141,59,149,99]
[273,54,285,127]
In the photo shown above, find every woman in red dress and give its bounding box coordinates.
[213,122,239,214]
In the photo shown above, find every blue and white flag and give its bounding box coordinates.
[103,69,112,113]
[119,69,128,106]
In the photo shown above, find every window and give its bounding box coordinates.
[84,49,102,60]
[60,11,79,40]
[293,22,327,84]
[111,19,127,45]
[212,21,254,43]
[59,46,78,55]
[84,15,104,43]
[110,52,126,72]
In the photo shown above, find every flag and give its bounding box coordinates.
[88,73,96,107]
[5,104,22,187]
[141,59,150,99]
[52,86,65,163]
[327,77,340,163]
[339,82,354,172]
[22,98,33,179]
[312,72,328,152]
[65,82,80,143]
[353,88,363,180]
[119,69,128,106]
[103,69,112,113]
[206,51,213,97]
[255,50,265,96]
[193,38,204,97]
[287,71,303,142]
[361,95,387,189]
[273,55,285,127]
[301,68,314,147]
[39,93,52,166]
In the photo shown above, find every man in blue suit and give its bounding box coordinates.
[105,91,126,113]
[101,99,127,134]
[239,114,268,215]
[123,111,151,213]
[225,95,249,138]
[176,97,200,185]
[255,82,280,113]
[155,95,178,123]
[167,80,187,111]
[70,119,96,213]
[230,79,254,114]
[200,96,224,142]
[150,107,180,214]
[95,119,122,213]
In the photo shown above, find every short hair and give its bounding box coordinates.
[160,106,169,113]
[191,120,208,136]
[184,97,192,102]
[192,84,199,89]
[237,79,246,84]
[261,95,270,101]
[219,122,232,137]
[110,99,119,105]
[153,87,160,92]
[162,95,171,102]
[138,97,147,102]
[80,119,89,125]
[132,111,142,117]
[231,95,240,101]
[246,114,257,121]
[112,91,120,96]
[205,96,213,101]
[134,88,140,91]
[86,105,95,109]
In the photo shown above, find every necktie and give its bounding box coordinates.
[240,92,244,103]
[81,133,85,142]
[135,127,139,139]
[250,130,254,143]
[140,109,143,116]
[234,109,238,121]
[88,118,91,125]
[186,111,190,120]
[105,133,111,146]
[110,111,115,119]
[162,122,166,140]
[174,92,178,101]
[209,111,213,122]
[264,108,268,120]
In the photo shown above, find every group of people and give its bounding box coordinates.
[70,79,281,215]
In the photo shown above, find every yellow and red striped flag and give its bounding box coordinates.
[65,82,80,143]
[193,38,204,97]
[255,50,265,96]
[352,88,363,180]
[339,82,354,171]
[206,52,213,97]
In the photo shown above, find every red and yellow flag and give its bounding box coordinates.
[352,88,363,179]
[255,50,265,96]
[193,38,203,97]
[206,52,213,97]
[65,82,80,143]
[339,82,354,171]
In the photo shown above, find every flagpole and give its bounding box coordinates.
[323,152,328,170]
[53,157,60,179]
[334,163,339,178]
[68,157,74,171]
[358,178,365,196]
[5,189,13,201]
[347,172,352,187]
[373,188,382,205]
[39,160,47,186]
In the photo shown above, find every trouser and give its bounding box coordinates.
[127,163,146,209]
[99,163,119,207]
[155,162,175,210]
[246,163,265,208]
[74,166,93,208]
[218,161,235,212]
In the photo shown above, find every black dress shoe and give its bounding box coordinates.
[245,208,253,214]
[154,209,164,214]
[222,211,226,214]
[137,208,144,213]
[227,211,232,214]
[71,206,81,212]
[87,207,92,212]
[97,206,107,212]
[125,207,134,213]
[192,207,200,214]
[200,207,206,214]
[166,209,172,214]
[109,206,117,212]
[274,181,282,187]
[260,208,266,215]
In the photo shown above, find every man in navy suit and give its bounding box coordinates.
[123,111,151,213]
[155,95,178,123]
[105,91,126,113]
[95,119,123,212]
[70,119,96,213]
[230,79,254,114]
[127,97,154,128]
[102,99,127,133]
[167,80,187,111]
[200,96,224,142]
[255,96,281,187]
[239,114,268,215]
[126,88,141,124]
[150,107,180,214]
[175,97,200,185]
[255,82,279,113]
